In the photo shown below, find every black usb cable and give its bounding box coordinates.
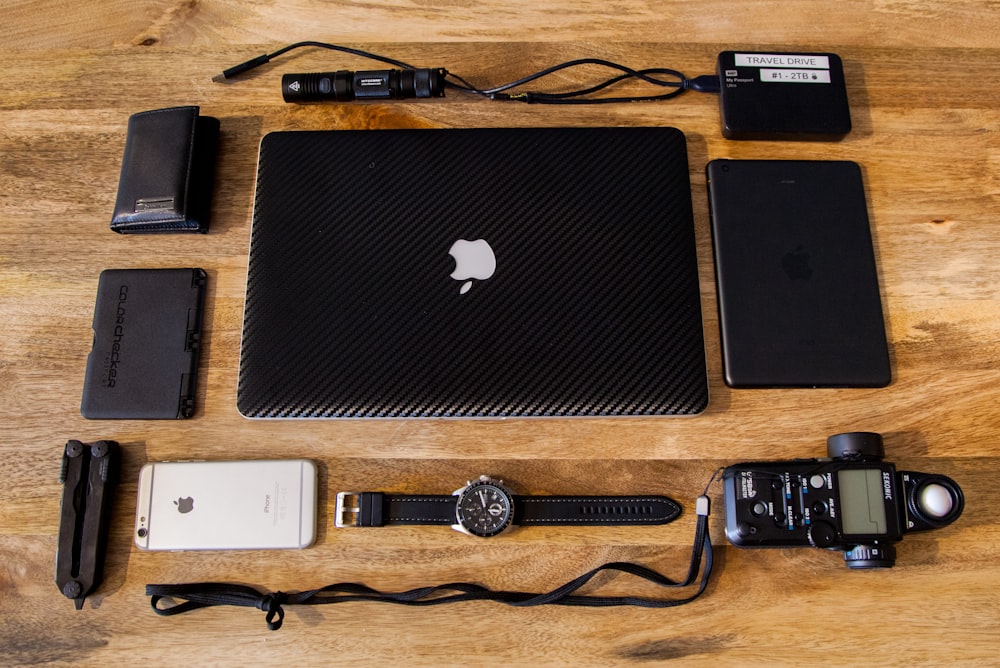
[214,41,720,104]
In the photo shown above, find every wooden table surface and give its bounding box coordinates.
[3,1,999,665]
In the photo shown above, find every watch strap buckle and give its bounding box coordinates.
[335,491,384,527]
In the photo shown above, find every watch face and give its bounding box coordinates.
[456,480,514,537]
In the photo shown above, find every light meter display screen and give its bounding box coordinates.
[837,469,888,535]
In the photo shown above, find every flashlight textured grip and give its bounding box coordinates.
[282,69,446,102]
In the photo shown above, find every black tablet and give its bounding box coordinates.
[706,160,890,388]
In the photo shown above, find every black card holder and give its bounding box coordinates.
[81,268,207,419]
[110,106,219,234]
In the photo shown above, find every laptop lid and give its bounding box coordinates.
[706,159,890,388]
[238,127,707,417]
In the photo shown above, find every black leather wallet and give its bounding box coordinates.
[110,106,219,234]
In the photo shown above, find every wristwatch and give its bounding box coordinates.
[335,475,682,538]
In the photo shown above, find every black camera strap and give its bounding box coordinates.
[147,490,714,630]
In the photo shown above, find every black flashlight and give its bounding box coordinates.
[281,68,447,102]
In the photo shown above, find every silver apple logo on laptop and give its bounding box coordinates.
[448,239,496,294]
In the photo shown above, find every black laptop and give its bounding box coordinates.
[237,127,707,418]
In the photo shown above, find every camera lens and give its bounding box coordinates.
[137,528,148,538]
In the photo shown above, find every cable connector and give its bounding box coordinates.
[684,74,721,94]
[696,495,711,517]
[213,53,272,82]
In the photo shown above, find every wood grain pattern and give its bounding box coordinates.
[2,1,1000,665]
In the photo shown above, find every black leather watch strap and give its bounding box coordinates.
[514,495,681,525]
[337,491,681,527]
[337,492,455,527]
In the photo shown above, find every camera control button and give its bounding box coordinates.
[812,500,828,516]
[736,521,756,537]
[810,474,826,489]
[808,521,837,548]
[844,544,896,569]
[752,501,769,516]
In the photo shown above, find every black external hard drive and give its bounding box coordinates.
[81,268,207,419]
[717,51,851,140]
[706,160,890,388]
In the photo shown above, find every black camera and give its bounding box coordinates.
[722,432,964,568]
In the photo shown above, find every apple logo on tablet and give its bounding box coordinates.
[174,496,194,514]
[782,246,813,280]
[448,239,496,294]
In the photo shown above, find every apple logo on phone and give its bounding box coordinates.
[448,239,496,294]
[174,496,194,514]
[782,246,813,280]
